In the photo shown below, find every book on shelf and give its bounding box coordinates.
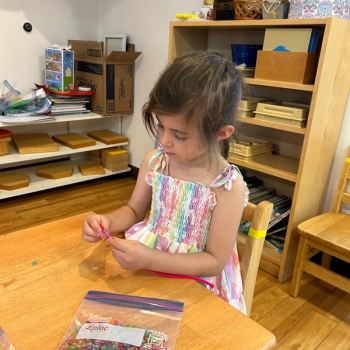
[264,236,284,253]
[47,94,91,116]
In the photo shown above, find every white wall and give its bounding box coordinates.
[0,0,99,93]
[97,0,203,167]
[0,0,349,213]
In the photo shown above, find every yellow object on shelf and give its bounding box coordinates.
[175,13,199,19]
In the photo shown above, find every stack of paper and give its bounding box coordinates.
[47,94,91,115]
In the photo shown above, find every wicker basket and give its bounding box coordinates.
[234,0,263,19]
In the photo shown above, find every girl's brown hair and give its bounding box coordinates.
[142,51,243,167]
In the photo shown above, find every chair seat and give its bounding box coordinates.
[298,212,350,257]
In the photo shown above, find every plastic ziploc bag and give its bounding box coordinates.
[3,88,51,117]
[0,80,21,114]
[0,327,16,350]
[56,290,184,350]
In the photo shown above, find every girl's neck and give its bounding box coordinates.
[167,153,227,184]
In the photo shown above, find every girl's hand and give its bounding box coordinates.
[82,213,111,243]
[108,238,152,270]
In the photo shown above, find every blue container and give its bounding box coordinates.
[231,44,263,68]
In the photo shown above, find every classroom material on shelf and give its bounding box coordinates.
[237,96,271,118]
[37,163,74,179]
[34,83,94,97]
[254,101,310,128]
[0,129,11,156]
[229,135,273,161]
[263,28,320,53]
[101,147,128,163]
[238,174,292,253]
[264,236,284,253]
[52,133,96,149]
[235,66,255,78]
[45,45,74,93]
[254,49,317,84]
[100,147,129,173]
[0,115,56,124]
[2,87,52,118]
[262,0,290,19]
[0,173,30,190]
[78,162,105,176]
[11,133,59,154]
[87,129,128,145]
[102,158,129,172]
[47,93,91,116]
[68,40,142,115]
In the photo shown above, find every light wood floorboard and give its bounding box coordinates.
[1,176,350,349]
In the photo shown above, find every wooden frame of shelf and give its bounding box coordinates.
[0,113,130,200]
[168,18,350,282]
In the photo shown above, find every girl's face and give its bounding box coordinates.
[156,114,206,163]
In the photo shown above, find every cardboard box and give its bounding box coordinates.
[102,148,128,163]
[68,40,141,115]
[45,47,74,93]
[254,51,317,84]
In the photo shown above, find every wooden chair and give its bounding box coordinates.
[290,146,350,297]
[239,200,274,316]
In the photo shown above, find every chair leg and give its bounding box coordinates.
[290,236,308,297]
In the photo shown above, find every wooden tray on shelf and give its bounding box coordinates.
[0,173,30,190]
[11,133,59,154]
[87,130,128,145]
[37,163,74,179]
[52,133,96,149]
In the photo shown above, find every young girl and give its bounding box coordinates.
[82,52,249,314]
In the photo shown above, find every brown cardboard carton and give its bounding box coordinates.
[68,40,141,115]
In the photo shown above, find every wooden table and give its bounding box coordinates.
[0,213,276,349]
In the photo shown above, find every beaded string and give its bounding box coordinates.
[100,226,112,242]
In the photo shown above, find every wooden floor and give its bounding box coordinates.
[2,175,350,349]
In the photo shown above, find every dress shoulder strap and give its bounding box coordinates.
[148,144,169,175]
[209,164,242,190]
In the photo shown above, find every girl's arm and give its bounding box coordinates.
[82,149,156,241]
[109,174,247,277]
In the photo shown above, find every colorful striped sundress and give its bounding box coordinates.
[125,147,249,314]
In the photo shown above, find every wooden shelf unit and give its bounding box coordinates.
[168,18,350,282]
[0,113,130,200]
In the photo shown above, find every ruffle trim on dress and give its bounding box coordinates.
[125,224,202,253]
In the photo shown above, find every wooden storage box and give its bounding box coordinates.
[0,136,11,156]
[254,102,309,127]
[102,148,128,163]
[78,163,105,176]
[102,159,129,172]
[254,51,317,84]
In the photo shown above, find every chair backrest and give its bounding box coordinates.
[332,146,350,214]
[239,200,273,316]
